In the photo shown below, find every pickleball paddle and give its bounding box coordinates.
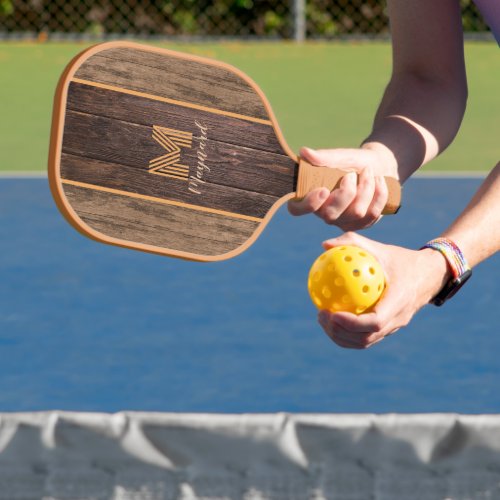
[49,41,401,262]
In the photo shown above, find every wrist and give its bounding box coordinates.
[418,248,452,302]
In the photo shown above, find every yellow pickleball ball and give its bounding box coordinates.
[308,245,385,314]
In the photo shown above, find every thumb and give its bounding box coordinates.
[322,231,369,250]
[300,147,367,171]
[299,147,329,166]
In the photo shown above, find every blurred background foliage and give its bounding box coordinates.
[0,0,490,39]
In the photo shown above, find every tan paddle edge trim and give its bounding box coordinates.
[58,186,294,263]
[48,41,299,262]
[295,158,401,214]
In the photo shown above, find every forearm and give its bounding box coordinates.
[441,162,500,267]
[363,73,467,181]
[361,0,467,182]
[412,163,500,307]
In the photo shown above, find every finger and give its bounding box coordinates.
[318,310,333,330]
[299,147,370,170]
[316,172,358,224]
[363,176,389,222]
[331,336,365,349]
[322,231,370,250]
[330,311,385,335]
[322,325,366,349]
[299,147,332,167]
[330,317,391,349]
[319,310,393,349]
[332,300,401,340]
[360,327,399,348]
[343,165,376,220]
[373,175,389,212]
[337,214,383,232]
[319,311,374,349]
[363,335,386,348]
[320,173,391,231]
[331,326,371,348]
[344,175,389,230]
[288,188,330,216]
[327,167,379,231]
[329,328,381,349]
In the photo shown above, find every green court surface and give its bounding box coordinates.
[0,41,497,173]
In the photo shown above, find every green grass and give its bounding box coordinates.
[0,41,497,172]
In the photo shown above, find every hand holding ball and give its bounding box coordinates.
[308,245,385,314]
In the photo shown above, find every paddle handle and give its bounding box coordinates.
[294,158,401,215]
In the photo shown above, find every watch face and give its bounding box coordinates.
[432,269,472,306]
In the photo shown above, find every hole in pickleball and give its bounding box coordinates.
[322,286,332,299]
[359,251,367,257]
[356,306,366,314]
[333,303,342,311]
[369,267,376,275]
[334,277,344,287]
[378,284,382,291]
[327,264,335,272]
[344,256,352,262]
[313,271,321,282]
[352,269,360,277]
[362,285,369,293]
[342,295,351,304]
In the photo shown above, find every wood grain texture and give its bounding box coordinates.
[74,47,270,121]
[64,184,260,257]
[50,42,299,260]
[67,82,286,155]
[60,80,296,219]
[60,152,279,220]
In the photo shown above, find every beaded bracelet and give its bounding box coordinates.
[421,237,472,306]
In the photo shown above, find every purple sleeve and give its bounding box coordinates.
[473,0,500,44]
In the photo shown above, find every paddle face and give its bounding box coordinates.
[49,41,298,262]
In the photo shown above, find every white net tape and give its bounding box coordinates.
[0,412,500,499]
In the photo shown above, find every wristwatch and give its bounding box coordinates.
[421,238,472,306]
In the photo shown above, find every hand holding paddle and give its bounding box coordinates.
[49,41,401,261]
[289,146,400,231]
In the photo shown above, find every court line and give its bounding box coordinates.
[0,171,48,178]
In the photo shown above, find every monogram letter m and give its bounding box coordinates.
[149,125,193,180]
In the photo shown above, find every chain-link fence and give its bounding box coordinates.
[0,0,491,40]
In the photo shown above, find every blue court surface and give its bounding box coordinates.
[0,176,498,413]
